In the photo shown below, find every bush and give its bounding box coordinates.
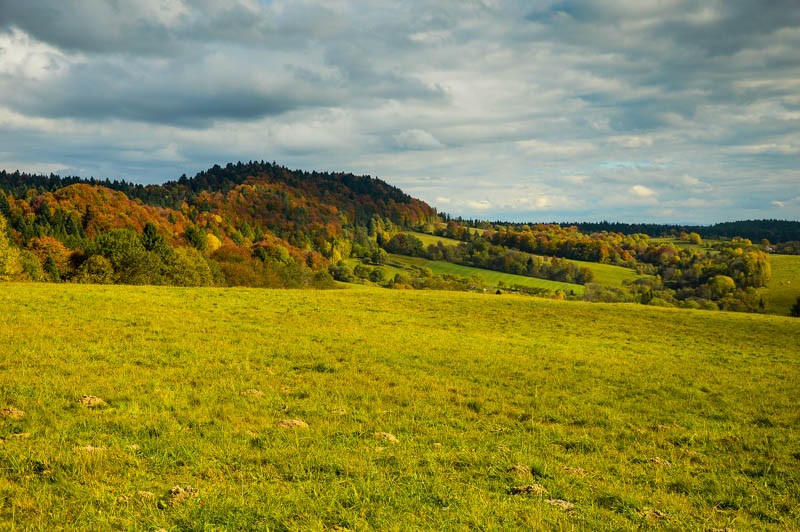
[790,297,800,318]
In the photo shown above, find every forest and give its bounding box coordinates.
[0,162,792,314]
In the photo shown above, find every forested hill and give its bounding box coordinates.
[562,220,800,243]
[0,162,437,288]
[0,162,435,227]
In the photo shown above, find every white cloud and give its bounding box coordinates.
[727,144,800,155]
[516,140,597,157]
[631,185,657,198]
[466,200,492,210]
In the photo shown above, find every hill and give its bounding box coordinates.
[0,162,438,288]
[0,162,796,314]
[1,283,797,529]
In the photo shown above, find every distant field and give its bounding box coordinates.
[404,232,641,287]
[388,254,585,294]
[0,283,798,529]
[766,254,800,315]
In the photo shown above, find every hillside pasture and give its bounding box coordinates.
[765,254,800,315]
[387,254,584,294]
[0,283,798,529]
[404,232,641,287]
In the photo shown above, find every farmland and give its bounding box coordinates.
[1,283,798,529]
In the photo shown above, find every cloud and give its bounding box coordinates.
[516,140,597,157]
[631,185,656,198]
[0,0,798,223]
[394,129,444,150]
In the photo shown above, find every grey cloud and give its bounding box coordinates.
[0,0,798,223]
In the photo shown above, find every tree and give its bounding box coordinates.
[0,213,22,280]
[184,225,208,252]
[383,233,424,256]
[141,222,163,251]
[791,296,800,318]
[91,228,162,284]
[370,248,389,265]
[707,275,736,299]
[73,255,114,284]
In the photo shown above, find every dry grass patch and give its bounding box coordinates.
[0,407,25,419]
[510,484,547,495]
[275,419,308,429]
[373,432,399,444]
[79,395,107,408]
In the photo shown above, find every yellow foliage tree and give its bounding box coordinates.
[0,213,22,280]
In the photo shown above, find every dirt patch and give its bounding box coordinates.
[546,498,576,510]
[137,491,155,501]
[374,432,399,444]
[0,407,25,420]
[240,389,264,397]
[275,419,308,429]
[509,464,532,477]
[79,395,107,408]
[510,484,547,495]
[6,432,31,439]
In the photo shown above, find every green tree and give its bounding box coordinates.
[73,255,114,284]
[370,248,389,265]
[329,262,355,282]
[184,225,208,252]
[91,228,162,284]
[791,297,800,318]
[141,222,163,251]
[165,247,214,287]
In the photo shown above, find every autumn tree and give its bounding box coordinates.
[0,213,22,280]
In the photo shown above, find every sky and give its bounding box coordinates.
[1,0,799,224]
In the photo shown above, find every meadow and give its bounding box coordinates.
[386,254,584,294]
[765,254,800,316]
[0,283,798,530]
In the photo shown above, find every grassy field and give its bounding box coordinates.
[404,232,641,287]
[1,283,799,530]
[387,254,584,294]
[765,254,800,316]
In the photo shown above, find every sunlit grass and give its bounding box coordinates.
[0,283,798,529]
[765,254,800,315]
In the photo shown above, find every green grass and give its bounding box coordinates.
[765,254,800,316]
[388,254,584,294]
[0,283,799,529]
[405,232,641,287]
